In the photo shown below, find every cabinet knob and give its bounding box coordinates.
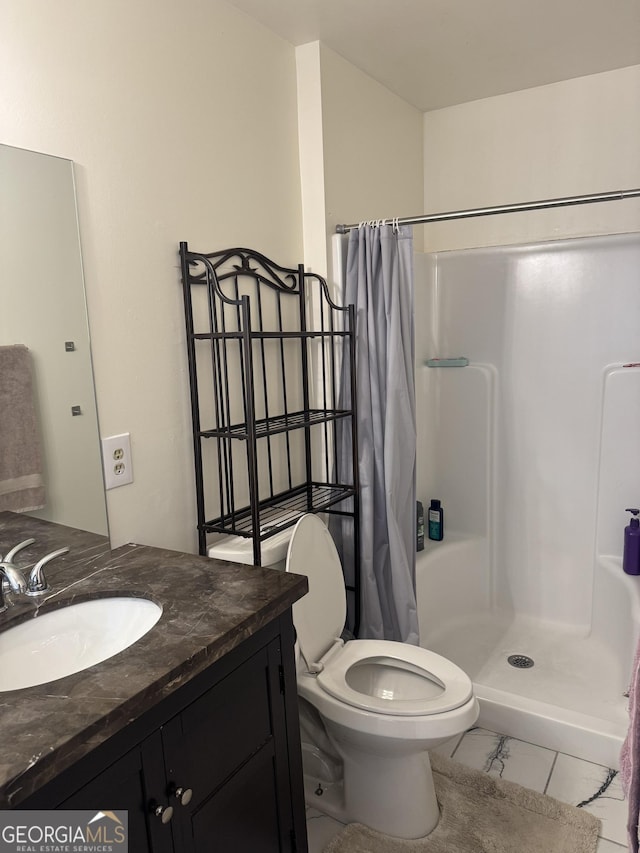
[173,786,193,806]
[153,804,174,824]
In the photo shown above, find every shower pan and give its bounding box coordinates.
[415,232,640,768]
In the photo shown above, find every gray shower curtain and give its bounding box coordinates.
[338,223,419,644]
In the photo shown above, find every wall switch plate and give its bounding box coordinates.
[102,433,134,490]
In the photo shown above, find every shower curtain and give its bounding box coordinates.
[337,223,419,644]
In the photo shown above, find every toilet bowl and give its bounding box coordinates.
[285,514,479,839]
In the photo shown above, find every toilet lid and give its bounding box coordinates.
[317,640,474,716]
[285,514,346,667]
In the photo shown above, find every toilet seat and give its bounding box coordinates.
[316,639,473,716]
[285,514,347,668]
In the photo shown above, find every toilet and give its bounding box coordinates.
[285,514,479,840]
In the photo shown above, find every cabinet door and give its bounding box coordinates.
[163,639,299,853]
[60,732,173,853]
[182,744,283,853]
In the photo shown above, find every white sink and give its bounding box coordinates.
[0,597,162,691]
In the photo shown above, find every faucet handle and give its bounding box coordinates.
[1,538,35,564]
[26,547,69,596]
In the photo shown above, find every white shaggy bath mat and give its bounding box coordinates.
[323,752,600,853]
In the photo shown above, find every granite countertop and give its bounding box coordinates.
[0,511,307,807]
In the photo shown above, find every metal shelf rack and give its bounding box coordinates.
[179,244,360,622]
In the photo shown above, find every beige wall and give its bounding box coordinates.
[1,0,303,552]
[321,45,424,252]
[423,65,640,251]
[297,42,424,280]
[7,1,636,555]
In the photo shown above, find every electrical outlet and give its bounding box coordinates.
[102,433,134,490]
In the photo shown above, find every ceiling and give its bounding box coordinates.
[225,0,640,111]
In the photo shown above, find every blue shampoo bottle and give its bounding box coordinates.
[428,499,444,541]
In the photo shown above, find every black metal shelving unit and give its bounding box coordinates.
[179,244,360,624]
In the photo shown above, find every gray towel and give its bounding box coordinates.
[621,639,640,852]
[0,344,45,512]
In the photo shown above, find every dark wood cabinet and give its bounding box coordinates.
[163,637,298,852]
[55,733,173,853]
[22,613,307,853]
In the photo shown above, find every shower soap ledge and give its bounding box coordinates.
[425,357,469,367]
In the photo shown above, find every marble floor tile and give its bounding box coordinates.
[450,726,557,792]
[306,807,345,853]
[596,838,627,852]
[304,729,630,851]
[545,753,626,846]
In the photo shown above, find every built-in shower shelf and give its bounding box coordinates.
[425,357,469,367]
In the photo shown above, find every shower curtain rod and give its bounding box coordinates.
[334,187,640,233]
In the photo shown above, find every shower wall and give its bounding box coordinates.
[416,233,640,632]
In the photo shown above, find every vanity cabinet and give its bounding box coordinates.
[21,613,307,853]
[163,637,294,852]
[51,733,171,853]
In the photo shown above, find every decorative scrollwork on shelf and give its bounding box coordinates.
[187,247,300,293]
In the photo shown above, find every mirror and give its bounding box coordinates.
[0,144,108,536]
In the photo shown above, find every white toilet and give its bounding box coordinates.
[285,514,479,840]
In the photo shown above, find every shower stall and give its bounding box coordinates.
[415,232,640,768]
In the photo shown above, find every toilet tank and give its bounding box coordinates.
[207,527,293,570]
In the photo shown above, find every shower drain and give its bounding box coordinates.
[507,654,535,669]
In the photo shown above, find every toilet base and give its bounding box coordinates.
[303,743,440,840]
[304,774,346,822]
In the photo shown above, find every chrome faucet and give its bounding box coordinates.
[0,538,34,603]
[0,562,26,613]
[0,539,69,606]
[26,547,69,595]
